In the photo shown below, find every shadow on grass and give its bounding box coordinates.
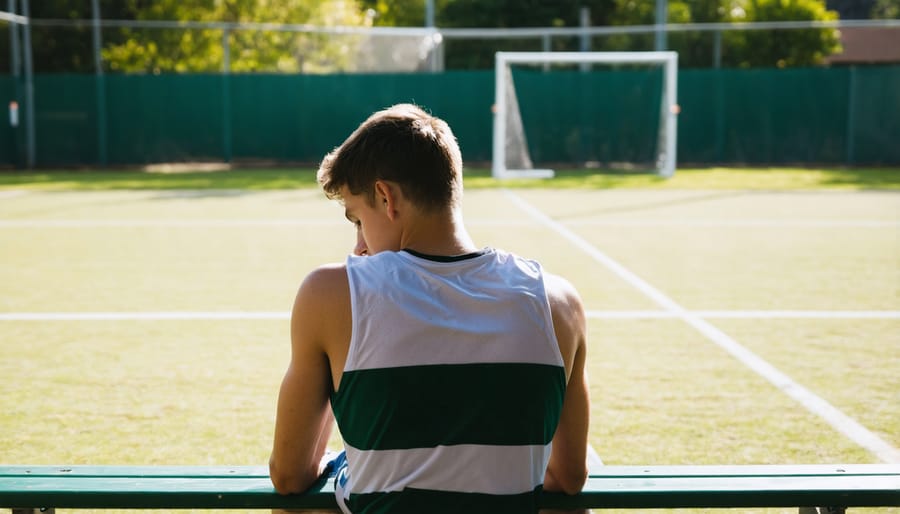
[1,166,899,191]
[0,168,321,190]
[814,168,900,189]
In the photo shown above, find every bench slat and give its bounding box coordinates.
[1,465,898,509]
[3,464,896,478]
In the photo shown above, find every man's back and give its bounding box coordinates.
[332,248,565,513]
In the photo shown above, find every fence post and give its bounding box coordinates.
[7,0,22,168]
[221,28,232,163]
[579,7,590,72]
[91,0,108,167]
[713,30,722,68]
[845,66,857,165]
[20,0,34,168]
[654,0,667,51]
[714,69,725,162]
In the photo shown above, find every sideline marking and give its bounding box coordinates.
[585,310,900,320]
[504,189,900,464]
[1,218,896,228]
[0,311,290,321]
[565,219,899,228]
[4,310,898,322]
[0,219,346,228]
[0,190,26,199]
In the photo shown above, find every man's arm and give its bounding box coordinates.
[543,273,590,495]
[269,266,344,495]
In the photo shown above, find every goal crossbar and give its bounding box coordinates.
[492,51,679,179]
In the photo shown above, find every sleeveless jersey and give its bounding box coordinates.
[331,248,566,514]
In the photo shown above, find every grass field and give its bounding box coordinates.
[1,168,898,513]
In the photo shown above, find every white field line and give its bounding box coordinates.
[0,311,290,321]
[1,218,897,228]
[0,219,346,227]
[0,219,534,228]
[585,310,900,319]
[503,189,900,464]
[0,190,27,199]
[587,445,604,471]
[4,310,899,322]
[564,219,900,228]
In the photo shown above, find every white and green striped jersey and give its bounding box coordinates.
[332,247,566,514]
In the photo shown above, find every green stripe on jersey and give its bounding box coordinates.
[348,485,541,514]
[331,362,565,451]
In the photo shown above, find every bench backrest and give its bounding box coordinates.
[1,464,898,510]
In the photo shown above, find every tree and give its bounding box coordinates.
[3,0,134,73]
[604,0,842,68]
[604,0,717,67]
[825,0,876,19]
[436,0,617,68]
[360,0,432,26]
[870,0,899,17]
[102,0,372,73]
[723,0,842,68]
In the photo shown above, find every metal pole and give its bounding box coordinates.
[20,0,34,168]
[654,0,667,51]
[713,30,722,68]
[492,54,506,178]
[579,7,590,72]
[425,0,435,27]
[845,66,857,165]
[7,0,21,168]
[91,0,107,166]
[221,29,232,163]
[542,34,550,71]
[7,0,19,76]
[424,0,437,72]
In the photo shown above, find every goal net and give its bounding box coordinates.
[492,51,679,179]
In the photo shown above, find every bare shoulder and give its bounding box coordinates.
[544,272,583,313]
[291,263,351,339]
[296,262,349,302]
[543,272,586,377]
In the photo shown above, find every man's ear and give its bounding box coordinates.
[374,180,399,221]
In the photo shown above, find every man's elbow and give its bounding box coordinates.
[546,463,589,496]
[559,466,589,495]
[269,457,316,495]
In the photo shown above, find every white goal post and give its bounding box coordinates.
[492,51,679,179]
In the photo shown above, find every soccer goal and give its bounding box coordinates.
[492,51,679,179]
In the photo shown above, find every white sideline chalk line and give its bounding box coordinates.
[0,311,291,321]
[1,218,898,228]
[565,219,900,227]
[503,189,900,464]
[3,310,899,322]
[0,190,27,199]
[587,445,604,471]
[0,219,347,227]
[585,310,900,319]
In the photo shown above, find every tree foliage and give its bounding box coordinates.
[4,0,852,72]
[437,0,617,68]
[723,0,842,67]
[869,0,899,17]
[603,0,841,67]
[103,0,371,73]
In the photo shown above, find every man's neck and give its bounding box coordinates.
[399,207,477,257]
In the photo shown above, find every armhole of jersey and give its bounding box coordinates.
[343,258,361,374]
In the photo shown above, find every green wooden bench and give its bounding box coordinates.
[2,464,898,512]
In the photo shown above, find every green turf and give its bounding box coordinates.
[1,185,898,514]
[1,166,899,190]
